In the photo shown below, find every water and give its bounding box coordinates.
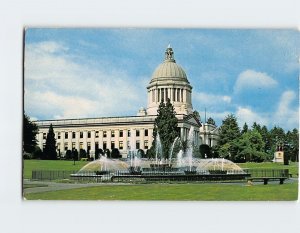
[78,155,128,173]
[169,137,179,161]
[155,132,162,164]
[186,126,194,171]
[177,149,183,167]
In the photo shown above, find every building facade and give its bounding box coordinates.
[35,46,218,158]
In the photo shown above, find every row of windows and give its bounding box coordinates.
[56,140,149,151]
[43,129,149,140]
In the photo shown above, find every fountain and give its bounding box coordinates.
[72,130,249,182]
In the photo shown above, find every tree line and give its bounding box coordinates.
[211,114,299,162]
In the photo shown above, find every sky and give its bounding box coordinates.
[24,28,299,131]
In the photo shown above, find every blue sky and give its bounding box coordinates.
[24,28,299,130]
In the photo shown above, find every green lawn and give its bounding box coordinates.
[24,182,298,201]
[23,160,89,179]
[238,162,299,177]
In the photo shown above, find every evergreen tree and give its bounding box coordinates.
[151,98,179,159]
[252,122,261,132]
[260,125,271,153]
[207,117,216,126]
[235,129,268,162]
[218,114,240,145]
[269,126,285,154]
[43,124,57,160]
[23,113,39,154]
[284,129,299,162]
[217,114,240,160]
[241,122,248,134]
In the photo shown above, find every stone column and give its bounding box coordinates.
[91,130,95,157]
[107,130,111,150]
[61,130,65,152]
[83,131,87,151]
[76,131,80,152]
[124,129,128,153]
[115,129,119,150]
[99,130,103,149]
[140,128,145,150]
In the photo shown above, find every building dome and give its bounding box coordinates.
[146,45,193,116]
[149,45,189,84]
[151,60,188,81]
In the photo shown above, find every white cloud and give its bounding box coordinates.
[24,41,146,119]
[234,69,278,93]
[273,90,299,129]
[234,90,299,130]
[194,92,231,106]
[236,106,269,127]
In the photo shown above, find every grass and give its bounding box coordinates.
[238,162,299,177]
[23,160,89,179]
[24,182,298,201]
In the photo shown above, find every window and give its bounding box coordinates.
[65,132,68,139]
[43,133,46,140]
[87,131,91,138]
[87,142,91,151]
[111,130,115,137]
[111,141,115,149]
[80,142,83,149]
[119,130,123,137]
[103,141,107,150]
[72,132,76,139]
[72,142,76,149]
[95,142,99,150]
[144,129,148,137]
[80,132,83,138]
[103,131,107,138]
[119,141,123,150]
[95,131,99,138]
[128,130,131,137]
[136,130,140,137]
[64,142,68,151]
[127,141,130,149]
[136,140,140,150]
[57,132,61,139]
[144,140,149,149]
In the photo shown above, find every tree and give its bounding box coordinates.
[269,126,285,154]
[235,130,268,162]
[23,113,39,154]
[284,129,299,162]
[43,124,57,160]
[199,144,211,158]
[217,114,240,159]
[151,98,179,159]
[206,117,216,126]
[252,122,261,132]
[111,148,121,158]
[241,122,248,134]
[79,149,87,158]
[65,150,72,160]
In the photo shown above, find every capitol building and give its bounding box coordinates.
[35,46,219,158]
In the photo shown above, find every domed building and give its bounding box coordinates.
[35,46,218,158]
[146,45,193,115]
